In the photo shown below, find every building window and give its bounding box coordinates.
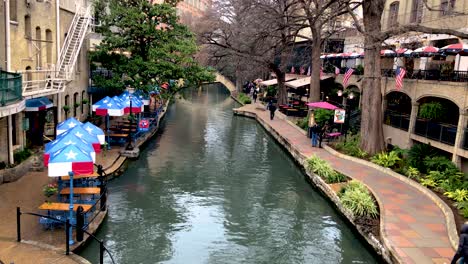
[25,15,32,39]
[65,95,69,118]
[410,0,423,23]
[73,92,78,117]
[9,0,17,21]
[36,27,42,68]
[81,91,86,114]
[441,0,456,16]
[388,2,399,27]
[46,29,53,65]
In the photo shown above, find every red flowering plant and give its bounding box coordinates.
[43,183,58,198]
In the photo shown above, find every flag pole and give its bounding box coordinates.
[68,171,74,245]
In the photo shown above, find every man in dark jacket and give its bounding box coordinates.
[267,101,276,120]
[451,224,468,264]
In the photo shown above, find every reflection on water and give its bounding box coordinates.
[80,84,378,263]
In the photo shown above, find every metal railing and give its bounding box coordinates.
[18,69,64,97]
[17,207,115,264]
[382,69,468,82]
[0,70,22,106]
[384,110,410,131]
[414,119,457,146]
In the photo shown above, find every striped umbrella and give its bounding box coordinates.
[412,46,439,57]
[439,43,468,55]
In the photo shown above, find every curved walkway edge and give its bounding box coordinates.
[233,103,456,264]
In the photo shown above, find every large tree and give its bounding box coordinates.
[91,0,214,93]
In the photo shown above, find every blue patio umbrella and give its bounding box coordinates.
[94,97,125,149]
[56,117,82,136]
[47,144,94,245]
[62,125,101,153]
[82,122,105,145]
[92,96,112,112]
[44,132,95,166]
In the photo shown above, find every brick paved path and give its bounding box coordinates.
[236,103,456,264]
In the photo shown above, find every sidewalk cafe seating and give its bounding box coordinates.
[38,202,92,229]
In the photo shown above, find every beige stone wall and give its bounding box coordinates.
[382,0,468,31]
[9,1,57,72]
[383,124,411,149]
[58,8,90,123]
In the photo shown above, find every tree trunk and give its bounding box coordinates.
[309,39,321,102]
[359,0,386,155]
[235,61,243,93]
[270,63,287,105]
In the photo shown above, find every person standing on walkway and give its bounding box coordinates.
[267,100,277,120]
[253,89,258,103]
[311,123,320,147]
[318,121,330,148]
[451,223,468,264]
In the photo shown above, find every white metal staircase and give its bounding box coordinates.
[21,5,92,98]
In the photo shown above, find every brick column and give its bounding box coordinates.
[407,101,419,146]
[452,110,467,167]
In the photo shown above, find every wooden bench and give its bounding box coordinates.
[61,172,99,180]
[60,187,100,195]
[39,202,92,212]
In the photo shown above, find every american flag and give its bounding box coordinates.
[343,68,354,87]
[334,66,340,75]
[307,66,311,76]
[300,66,305,75]
[395,67,406,90]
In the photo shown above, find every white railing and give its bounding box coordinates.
[19,69,66,97]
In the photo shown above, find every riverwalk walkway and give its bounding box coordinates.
[235,102,457,264]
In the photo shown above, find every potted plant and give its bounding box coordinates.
[43,183,58,203]
[74,102,80,108]
[62,105,70,112]
[418,101,446,121]
[81,99,89,105]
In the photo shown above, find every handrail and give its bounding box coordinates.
[57,10,80,75]
[17,207,116,264]
[82,187,107,229]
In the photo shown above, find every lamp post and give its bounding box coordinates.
[126,93,134,151]
[337,89,355,138]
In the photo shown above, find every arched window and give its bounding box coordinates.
[388,2,399,27]
[25,15,32,39]
[64,95,70,118]
[441,0,456,16]
[9,0,17,21]
[81,91,86,114]
[410,0,423,23]
[36,27,42,68]
[46,29,53,65]
[73,92,79,117]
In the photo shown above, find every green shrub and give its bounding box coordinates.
[296,115,309,131]
[420,178,437,188]
[334,134,368,158]
[306,155,345,183]
[14,149,31,164]
[237,93,252,104]
[314,109,334,125]
[0,161,6,170]
[457,201,468,217]
[423,156,458,172]
[418,101,446,121]
[408,143,437,173]
[338,180,378,219]
[444,189,468,203]
[371,151,400,168]
[405,166,420,179]
[266,86,277,97]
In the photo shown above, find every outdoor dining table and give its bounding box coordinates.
[60,187,100,195]
[60,172,99,181]
[39,202,92,212]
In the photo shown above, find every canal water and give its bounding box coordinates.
[80,84,378,263]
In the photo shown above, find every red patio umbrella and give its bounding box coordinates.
[306,101,340,110]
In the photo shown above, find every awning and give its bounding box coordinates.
[307,101,340,110]
[25,97,53,111]
[285,76,333,89]
[259,76,295,86]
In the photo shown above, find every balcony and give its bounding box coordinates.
[384,110,410,131]
[414,119,457,146]
[0,70,22,106]
[382,69,468,82]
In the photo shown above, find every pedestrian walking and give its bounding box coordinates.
[451,223,468,264]
[253,89,258,103]
[318,121,330,148]
[267,101,276,120]
[311,123,320,147]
